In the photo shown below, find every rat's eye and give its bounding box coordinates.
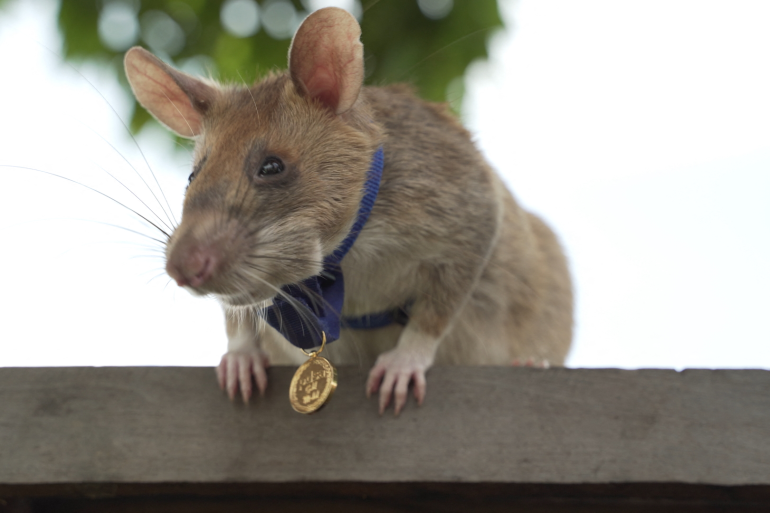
[187,154,208,190]
[258,157,285,177]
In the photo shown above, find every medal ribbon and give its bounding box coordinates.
[265,147,387,349]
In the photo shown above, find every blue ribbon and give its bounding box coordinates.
[265,147,391,349]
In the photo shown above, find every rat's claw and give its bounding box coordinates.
[378,370,397,414]
[226,355,239,400]
[368,348,431,415]
[393,373,412,415]
[217,350,270,403]
[216,358,227,390]
[253,356,269,396]
[238,358,252,403]
[413,371,427,405]
[366,365,386,398]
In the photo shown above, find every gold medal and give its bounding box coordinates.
[289,332,338,414]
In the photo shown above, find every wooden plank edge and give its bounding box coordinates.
[2,482,770,502]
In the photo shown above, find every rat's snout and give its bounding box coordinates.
[166,244,221,288]
[165,217,240,291]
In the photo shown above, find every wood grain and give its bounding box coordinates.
[1,366,769,510]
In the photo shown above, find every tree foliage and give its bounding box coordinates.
[55,0,503,134]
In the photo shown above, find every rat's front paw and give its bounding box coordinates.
[366,349,430,416]
[216,349,270,403]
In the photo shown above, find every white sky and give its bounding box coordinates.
[1,0,768,369]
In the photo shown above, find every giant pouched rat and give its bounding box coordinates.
[123,6,573,415]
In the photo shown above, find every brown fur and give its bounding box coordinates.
[322,85,573,367]
[124,7,573,411]
[173,77,573,367]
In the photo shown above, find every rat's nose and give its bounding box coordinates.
[166,246,220,288]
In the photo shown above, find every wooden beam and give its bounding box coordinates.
[1,366,769,511]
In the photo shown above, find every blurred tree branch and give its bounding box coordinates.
[54,0,503,134]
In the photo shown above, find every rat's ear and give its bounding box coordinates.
[124,47,217,138]
[288,7,364,115]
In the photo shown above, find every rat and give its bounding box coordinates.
[123,6,573,415]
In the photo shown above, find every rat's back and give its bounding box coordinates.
[323,84,573,368]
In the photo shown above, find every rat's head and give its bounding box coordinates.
[124,7,380,307]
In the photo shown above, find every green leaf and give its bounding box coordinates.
[55,0,503,141]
